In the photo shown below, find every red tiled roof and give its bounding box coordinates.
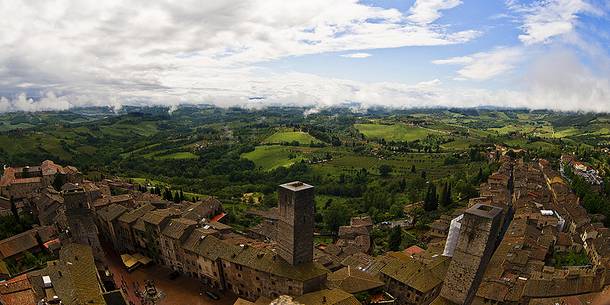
[403,245,425,256]
[0,226,56,259]
[0,168,16,187]
[11,177,41,184]
[0,274,36,305]
[211,212,226,222]
[41,160,65,176]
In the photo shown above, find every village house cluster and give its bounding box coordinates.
[561,154,604,186]
[0,157,609,305]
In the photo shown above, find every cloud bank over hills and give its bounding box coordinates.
[0,0,608,113]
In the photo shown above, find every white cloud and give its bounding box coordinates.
[432,0,603,82]
[521,49,610,112]
[0,0,607,113]
[0,0,478,112]
[431,56,473,65]
[407,0,463,24]
[510,0,600,45]
[340,53,372,58]
[433,48,523,80]
[2,52,608,114]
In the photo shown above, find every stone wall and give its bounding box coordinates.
[524,268,606,298]
[440,204,502,305]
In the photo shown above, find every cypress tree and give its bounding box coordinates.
[10,196,20,226]
[389,226,402,251]
[440,182,448,207]
[163,188,172,201]
[441,182,453,207]
[424,183,438,211]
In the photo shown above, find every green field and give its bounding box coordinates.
[355,123,443,141]
[120,143,161,158]
[100,121,158,137]
[263,130,320,145]
[442,138,481,150]
[311,152,476,179]
[241,145,309,170]
[540,127,580,138]
[156,152,198,160]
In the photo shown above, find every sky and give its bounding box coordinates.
[0,0,609,112]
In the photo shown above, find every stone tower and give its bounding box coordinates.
[440,203,503,305]
[277,181,314,266]
[63,184,103,260]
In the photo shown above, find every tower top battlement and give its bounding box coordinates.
[279,181,314,192]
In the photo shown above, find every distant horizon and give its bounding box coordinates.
[2,103,609,116]
[1,1,609,113]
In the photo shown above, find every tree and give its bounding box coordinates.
[379,164,393,178]
[424,183,438,211]
[389,226,402,251]
[262,193,278,209]
[163,188,173,201]
[398,178,407,192]
[476,167,484,183]
[22,251,39,269]
[324,198,333,209]
[454,179,477,201]
[440,182,452,207]
[323,201,351,235]
[361,186,395,220]
[10,197,20,226]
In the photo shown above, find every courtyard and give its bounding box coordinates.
[102,244,237,305]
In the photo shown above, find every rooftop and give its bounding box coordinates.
[327,266,384,294]
[97,204,128,222]
[466,203,503,219]
[118,203,155,224]
[295,288,361,305]
[42,244,107,305]
[0,274,37,305]
[0,226,56,259]
[380,252,450,293]
[279,181,314,192]
[162,218,197,240]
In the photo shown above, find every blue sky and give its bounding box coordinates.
[0,0,608,112]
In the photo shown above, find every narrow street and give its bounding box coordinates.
[101,244,237,305]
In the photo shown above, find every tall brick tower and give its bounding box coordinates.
[277,181,314,266]
[440,203,503,305]
[63,184,103,260]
